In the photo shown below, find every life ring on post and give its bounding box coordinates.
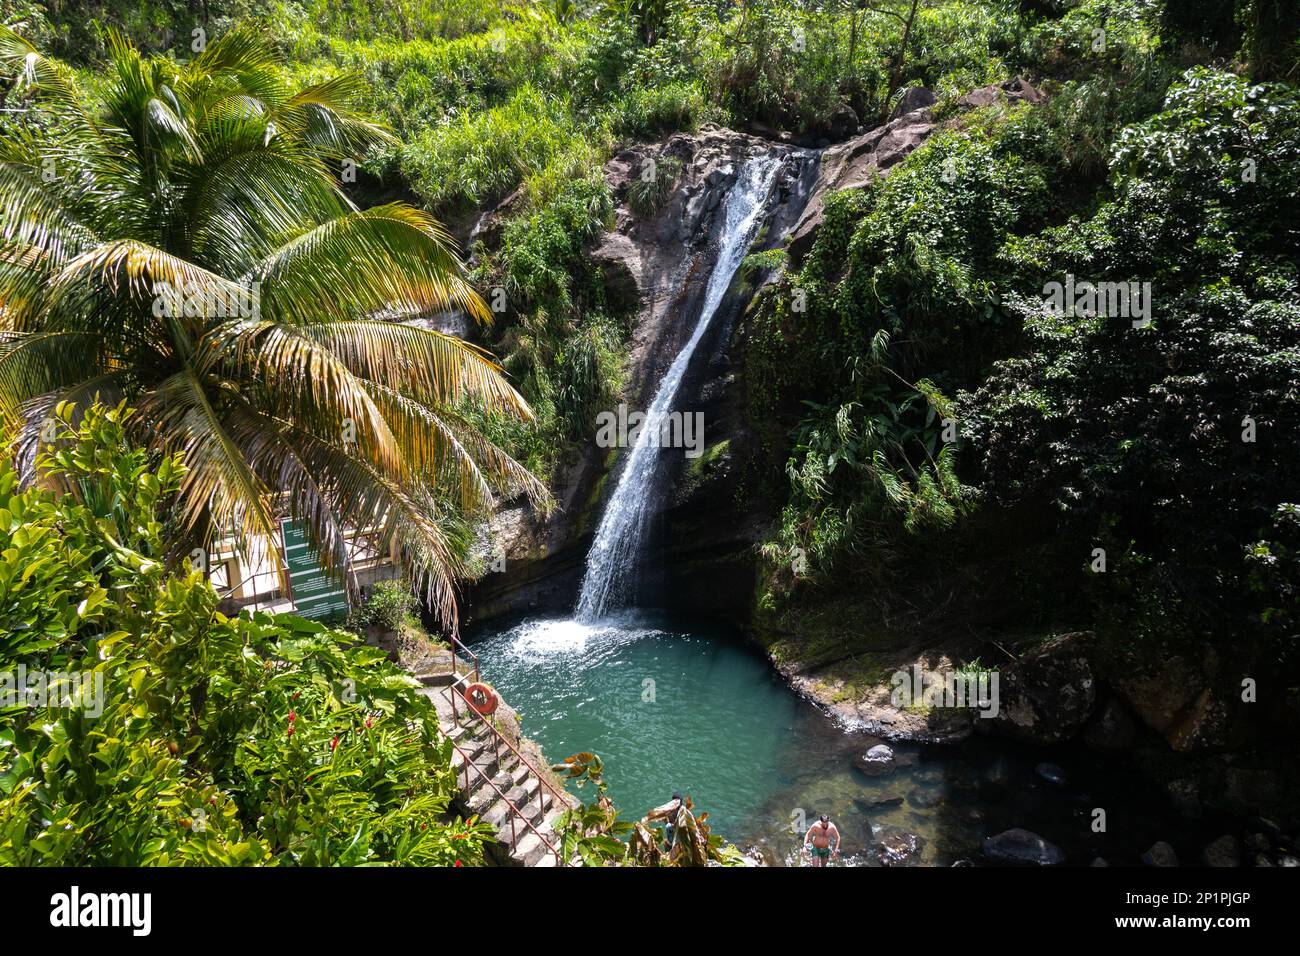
[463,682,500,716]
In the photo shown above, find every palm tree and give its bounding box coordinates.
[0,25,546,631]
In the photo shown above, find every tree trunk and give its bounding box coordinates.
[890,0,921,96]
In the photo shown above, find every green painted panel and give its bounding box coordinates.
[281,520,349,620]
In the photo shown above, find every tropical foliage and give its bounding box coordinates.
[548,751,743,866]
[0,23,544,630]
[748,8,1299,658]
[0,403,490,865]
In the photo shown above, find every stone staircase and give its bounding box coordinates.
[419,681,569,866]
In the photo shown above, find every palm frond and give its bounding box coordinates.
[254,204,492,327]
[287,320,532,419]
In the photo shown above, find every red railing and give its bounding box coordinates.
[443,635,570,866]
[445,734,565,865]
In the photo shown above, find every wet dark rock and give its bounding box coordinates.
[853,743,896,776]
[1202,835,1242,867]
[874,826,924,866]
[1035,762,1067,788]
[982,828,1066,866]
[1141,841,1180,867]
[1090,857,1109,867]
[1082,698,1139,752]
[1253,816,1285,840]
[1165,778,1202,819]
[988,633,1097,743]
[1278,855,1300,867]
[854,795,904,812]
[894,750,920,769]
[826,102,860,140]
[1254,854,1274,866]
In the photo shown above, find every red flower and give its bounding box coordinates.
[421,823,428,831]
[364,716,373,729]
[286,725,294,737]
[330,736,339,752]
[454,833,466,840]
[453,860,462,868]
[288,709,296,722]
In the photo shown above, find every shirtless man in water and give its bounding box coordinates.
[804,815,840,866]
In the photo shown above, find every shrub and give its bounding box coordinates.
[611,80,707,141]
[0,403,489,866]
[400,85,580,212]
[627,153,683,217]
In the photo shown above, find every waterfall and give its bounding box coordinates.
[575,155,782,621]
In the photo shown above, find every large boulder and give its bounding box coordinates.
[988,633,1097,743]
[982,829,1066,866]
[852,743,897,776]
[958,76,1044,110]
[1141,841,1180,867]
[589,232,643,315]
[1082,697,1139,751]
[890,86,937,119]
[1202,835,1243,867]
[826,101,861,140]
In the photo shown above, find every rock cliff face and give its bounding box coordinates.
[467,125,818,624]
[465,81,1038,626]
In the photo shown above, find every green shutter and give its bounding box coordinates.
[281,520,350,620]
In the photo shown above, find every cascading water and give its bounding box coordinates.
[574,155,782,621]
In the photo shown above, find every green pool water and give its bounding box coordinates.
[467,611,1221,866]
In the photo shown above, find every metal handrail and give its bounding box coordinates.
[441,673,572,816]
[442,667,570,810]
[446,735,564,866]
[443,634,572,865]
[448,633,481,684]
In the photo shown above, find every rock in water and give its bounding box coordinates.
[981,828,1066,866]
[874,826,924,866]
[1141,841,1180,867]
[853,743,896,776]
[907,786,944,810]
[1202,835,1242,867]
[1035,762,1067,787]
[854,795,904,813]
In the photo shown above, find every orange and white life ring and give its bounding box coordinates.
[463,682,499,716]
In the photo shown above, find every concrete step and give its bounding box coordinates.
[466,764,527,814]
[483,791,547,831]
[510,829,560,867]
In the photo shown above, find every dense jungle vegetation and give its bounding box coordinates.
[0,0,1296,864]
